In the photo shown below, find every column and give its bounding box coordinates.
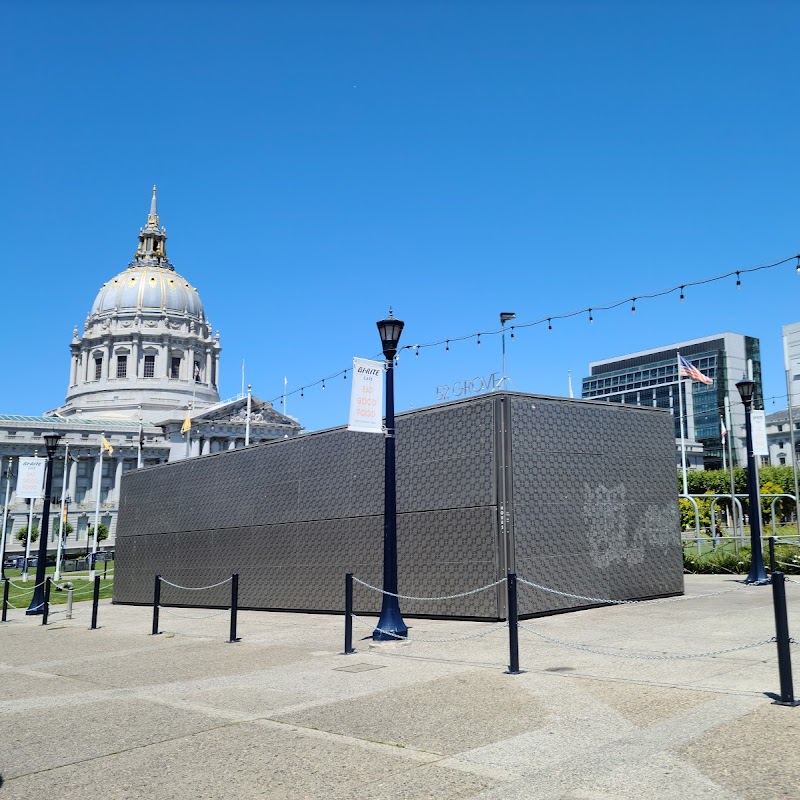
[70,356,78,386]
[201,438,211,456]
[188,347,195,382]
[205,350,212,384]
[113,458,124,502]
[227,439,236,451]
[214,352,220,388]
[68,458,78,500]
[105,342,113,380]
[191,438,201,457]
[91,457,101,503]
[132,339,140,378]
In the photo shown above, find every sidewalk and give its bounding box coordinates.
[1,574,799,799]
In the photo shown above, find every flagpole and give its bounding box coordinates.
[724,395,738,539]
[0,457,13,580]
[137,406,144,469]
[784,338,800,535]
[245,384,252,446]
[568,370,574,399]
[676,354,689,496]
[241,359,245,398]
[283,375,288,418]
[720,416,727,472]
[90,434,104,580]
[54,441,69,580]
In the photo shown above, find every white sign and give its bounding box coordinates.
[751,410,768,456]
[16,457,45,499]
[348,357,384,434]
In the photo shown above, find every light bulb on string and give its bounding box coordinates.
[343,370,347,381]
[589,309,594,324]
[796,256,800,274]
[445,340,450,351]
[736,271,741,288]
[322,380,326,391]
[510,326,515,340]
[680,286,685,302]
[631,298,636,315]
[415,345,420,358]
[548,318,552,331]
[301,388,304,398]
[477,334,481,346]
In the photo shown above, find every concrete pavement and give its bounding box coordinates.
[1,574,799,799]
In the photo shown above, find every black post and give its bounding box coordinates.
[770,572,800,706]
[228,573,240,643]
[769,536,776,573]
[42,577,51,625]
[1,578,8,622]
[373,312,408,641]
[103,559,107,579]
[90,575,100,630]
[151,574,161,635]
[506,572,522,675]
[27,433,61,615]
[738,385,769,584]
[344,572,355,654]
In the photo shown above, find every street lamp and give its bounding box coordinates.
[373,309,408,641]
[736,377,769,585]
[27,432,62,614]
[497,312,516,390]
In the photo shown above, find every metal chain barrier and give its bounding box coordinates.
[518,621,775,661]
[349,612,508,644]
[352,576,506,602]
[160,577,232,591]
[517,576,744,606]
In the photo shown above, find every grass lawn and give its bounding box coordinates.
[3,565,114,609]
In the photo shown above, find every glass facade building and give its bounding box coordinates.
[582,334,762,470]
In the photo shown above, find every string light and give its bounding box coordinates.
[415,345,420,358]
[631,298,636,315]
[322,380,326,391]
[266,252,797,407]
[510,326,515,340]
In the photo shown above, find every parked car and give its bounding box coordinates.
[4,556,25,569]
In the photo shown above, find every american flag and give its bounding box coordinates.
[678,354,713,385]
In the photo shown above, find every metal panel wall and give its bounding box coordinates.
[508,396,683,615]
[115,397,502,618]
[114,392,682,619]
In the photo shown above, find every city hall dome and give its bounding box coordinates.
[91,265,204,319]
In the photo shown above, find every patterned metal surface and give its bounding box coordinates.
[114,392,683,619]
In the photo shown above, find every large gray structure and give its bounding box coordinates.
[114,392,683,618]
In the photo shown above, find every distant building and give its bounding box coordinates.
[1,189,301,557]
[581,333,763,471]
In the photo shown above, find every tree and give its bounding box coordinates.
[760,480,790,524]
[15,525,39,544]
[87,524,109,543]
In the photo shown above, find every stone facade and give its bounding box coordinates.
[0,189,301,560]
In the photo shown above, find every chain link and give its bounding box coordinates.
[518,621,774,660]
[349,613,508,643]
[352,576,506,602]
[517,576,746,605]
[7,580,45,593]
[160,577,232,592]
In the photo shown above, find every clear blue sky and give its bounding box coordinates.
[2,1,799,431]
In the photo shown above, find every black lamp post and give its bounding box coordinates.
[27,432,61,615]
[735,377,769,585]
[373,310,408,641]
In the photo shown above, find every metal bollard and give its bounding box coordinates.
[344,572,355,655]
[768,537,776,573]
[42,577,52,625]
[151,575,161,635]
[770,572,800,706]
[66,586,74,619]
[505,572,523,675]
[2,578,9,622]
[90,575,100,630]
[228,573,240,643]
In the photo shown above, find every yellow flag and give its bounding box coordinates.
[101,435,114,456]
[180,413,192,435]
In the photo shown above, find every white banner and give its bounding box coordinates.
[348,357,384,434]
[751,410,768,456]
[16,457,45,499]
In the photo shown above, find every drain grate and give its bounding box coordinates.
[334,662,388,673]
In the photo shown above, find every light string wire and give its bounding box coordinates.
[267,253,800,407]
